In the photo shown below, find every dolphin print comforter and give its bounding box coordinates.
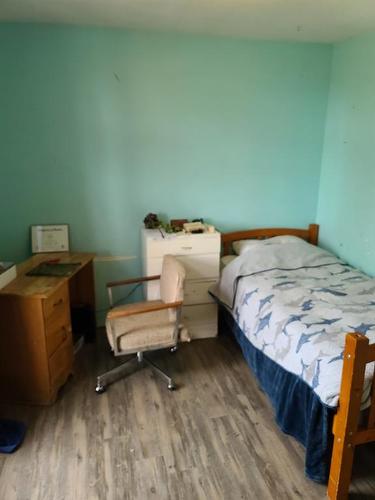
[211,237,375,409]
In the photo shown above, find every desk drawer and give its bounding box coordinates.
[46,318,72,357]
[43,284,69,320]
[49,336,73,390]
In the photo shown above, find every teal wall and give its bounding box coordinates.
[0,24,332,317]
[317,31,375,276]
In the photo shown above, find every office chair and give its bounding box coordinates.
[96,255,187,393]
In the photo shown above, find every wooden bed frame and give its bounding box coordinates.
[221,223,375,500]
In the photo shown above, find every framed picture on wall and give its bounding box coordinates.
[31,224,70,253]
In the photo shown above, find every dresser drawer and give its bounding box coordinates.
[182,304,218,339]
[145,279,217,303]
[182,303,217,323]
[144,233,220,259]
[144,281,161,300]
[49,336,73,390]
[43,284,69,320]
[145,254,220,280]
[184,280,216,306]
[45,315,72,357]
[185,322,218,339]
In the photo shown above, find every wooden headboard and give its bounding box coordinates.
[222,223,319,255]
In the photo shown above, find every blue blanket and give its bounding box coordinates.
[219,306,335,483]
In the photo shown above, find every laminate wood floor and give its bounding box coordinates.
[0,332,374,500]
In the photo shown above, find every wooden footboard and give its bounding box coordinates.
[328,333,375,499]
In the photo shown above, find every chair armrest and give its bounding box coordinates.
[107,301,183,320]
[106,275,160,288]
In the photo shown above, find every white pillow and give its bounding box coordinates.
[266,235,304,244]
[232,235,303,255]
[232,239,263,255]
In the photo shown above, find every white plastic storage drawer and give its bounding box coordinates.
[184,280,216,306]
[145,281,160,301]
[145,255,219,280]
[145,279,217,303]
[182,304,218,339]
[144,234,220,259]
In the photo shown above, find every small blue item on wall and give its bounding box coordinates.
[0,419,26,453]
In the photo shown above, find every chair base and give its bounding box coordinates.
[96,350,176,393]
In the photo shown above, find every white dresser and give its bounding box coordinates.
[141,228,221,339]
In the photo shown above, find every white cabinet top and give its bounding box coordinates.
[142,228,220,241]
[142,228,221,258]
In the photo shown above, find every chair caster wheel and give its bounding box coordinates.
[95,385,106,394]
[168,383,176,391]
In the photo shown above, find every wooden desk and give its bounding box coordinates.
[0,252,95,405]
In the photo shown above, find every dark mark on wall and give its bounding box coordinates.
[114,72,120,82]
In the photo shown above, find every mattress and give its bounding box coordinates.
[211,238,375,408]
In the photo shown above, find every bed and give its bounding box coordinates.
[210,224,375,500]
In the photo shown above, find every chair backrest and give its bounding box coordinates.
[160,255,186,304]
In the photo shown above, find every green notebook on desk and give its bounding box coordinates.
[26,263,81,277]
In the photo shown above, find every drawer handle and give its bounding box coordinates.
[181,246,192,250]
[53,298,64,308]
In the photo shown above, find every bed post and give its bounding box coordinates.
[308,224,319,245]
[222,238,231,256]
[327,333,369,500]
[368,380,375,429]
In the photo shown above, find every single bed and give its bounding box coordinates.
[210,224,375,500]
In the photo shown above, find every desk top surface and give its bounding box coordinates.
[0,252,95,299]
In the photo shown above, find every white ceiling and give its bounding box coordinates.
[1,0,375,43]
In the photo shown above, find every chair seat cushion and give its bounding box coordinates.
[106,301,177,353]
